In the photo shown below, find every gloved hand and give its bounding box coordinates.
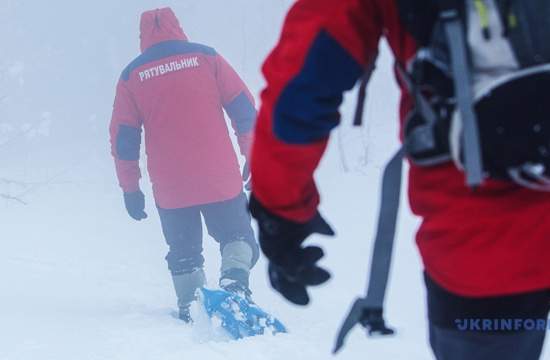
[123,190,148,221]
[249,195,334,305]
[243,162,252,191]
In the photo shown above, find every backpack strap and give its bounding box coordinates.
[437,0,484,187]
[353,52,379,126]
[353,75,369,126]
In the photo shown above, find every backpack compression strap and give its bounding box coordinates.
[438,0,484,187]
[397,62,453,166]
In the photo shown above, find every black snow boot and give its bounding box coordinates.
[179,305,192,324]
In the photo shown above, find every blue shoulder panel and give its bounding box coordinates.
[116,124,142,161]
[273,31,363,144]
[121,40,217,81]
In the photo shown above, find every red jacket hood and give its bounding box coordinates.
[140,8,188,53]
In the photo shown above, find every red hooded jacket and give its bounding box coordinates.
[111,8,256,209]
[252,0,550,297]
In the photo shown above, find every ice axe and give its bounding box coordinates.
[333,299,395,354]
[333,149,403,354]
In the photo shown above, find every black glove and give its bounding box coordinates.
[249,195,334,305]
[243,162,252,191]
[123,190,148,221]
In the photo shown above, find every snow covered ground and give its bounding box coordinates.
[0,125,433,360]
[0,2,548,360]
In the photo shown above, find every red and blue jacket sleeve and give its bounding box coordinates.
[110,80,143,193]
[216,55,257,161]
[251,0,383,222]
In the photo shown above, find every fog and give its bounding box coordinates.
[1,2,547,360]
[0,1,290,186]
[0,2,437,359]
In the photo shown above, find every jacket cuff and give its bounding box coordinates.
[120,180,140,194]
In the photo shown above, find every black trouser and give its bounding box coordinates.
[157,193,259,277]
[425,274,550,360]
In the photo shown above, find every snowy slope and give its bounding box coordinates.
[0,2,548,360]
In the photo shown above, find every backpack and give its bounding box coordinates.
[404,0,550,188]
[334,0,550,353]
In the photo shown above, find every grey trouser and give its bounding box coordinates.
[157,193,259,307]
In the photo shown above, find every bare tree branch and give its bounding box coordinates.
[0,120,42,149]
[0,193,27,205]
[0,178,29,187]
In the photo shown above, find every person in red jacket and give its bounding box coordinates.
[110,7,259,323]
[249,0,550,359]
